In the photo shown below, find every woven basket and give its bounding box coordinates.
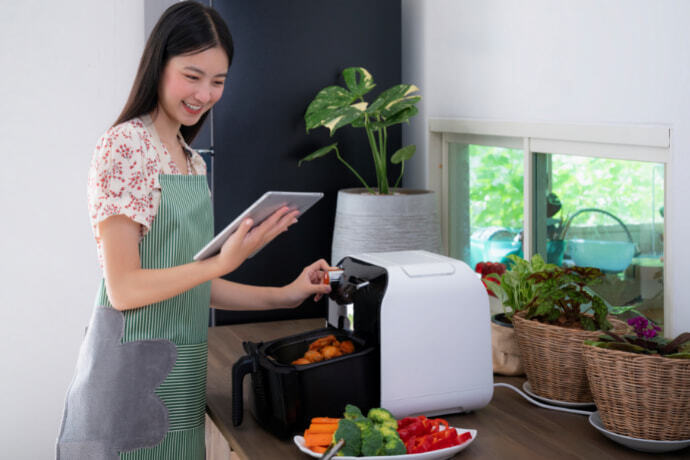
[512,311,628,403]
[583,344,690,440]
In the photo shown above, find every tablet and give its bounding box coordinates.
[193,191,324,261]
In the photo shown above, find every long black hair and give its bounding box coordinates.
[114,1,233,143]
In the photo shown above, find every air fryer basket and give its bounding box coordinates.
[232,327,379,438]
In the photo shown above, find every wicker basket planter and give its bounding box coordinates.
[583,344,690,440]
[512,311,628,403]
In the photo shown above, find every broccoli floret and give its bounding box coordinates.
[382,436,406,456]
[332,419,361,457]
[352,415,373,432]
[360,425,384,456]
[344,404,364,420]
[377,425,399,441]
[367,407,396,426]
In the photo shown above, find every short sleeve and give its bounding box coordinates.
[87,123,156,240]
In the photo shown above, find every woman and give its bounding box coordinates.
[57,3,332,459]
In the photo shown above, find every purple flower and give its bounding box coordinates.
[628,315,659,339]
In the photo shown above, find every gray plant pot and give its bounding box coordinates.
[330,188,441,264]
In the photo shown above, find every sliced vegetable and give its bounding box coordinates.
[310,417,341,424]
[307,423,339,433]
[398,415,472,454]
[304,432,333,448]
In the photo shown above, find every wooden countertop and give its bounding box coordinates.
[206,319,689,459]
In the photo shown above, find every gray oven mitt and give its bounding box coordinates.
[57,306,177,460]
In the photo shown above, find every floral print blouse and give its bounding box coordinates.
[87,114,207,265]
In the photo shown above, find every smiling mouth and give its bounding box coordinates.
[183,101,202,114]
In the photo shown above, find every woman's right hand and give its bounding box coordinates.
[213,206,299,275]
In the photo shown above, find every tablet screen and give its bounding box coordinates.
[193,191,323,261]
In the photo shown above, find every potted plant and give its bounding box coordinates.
[482,254,554,376]
[584,317,690,440]
[298,67,440,264]
[510,265,628,403]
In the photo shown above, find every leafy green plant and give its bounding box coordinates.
[524,265,611,331]
[484,254,556,321]
[586,315,690,359]
[298,67,421,195]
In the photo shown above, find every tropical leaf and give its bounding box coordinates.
[307,102,369,136]
[305,86,358,131]
[390,145,416,164]
[298,143,338,166]
[367,84,420,116]
[342,67,375,99]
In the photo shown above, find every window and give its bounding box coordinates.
[429,120,670,332]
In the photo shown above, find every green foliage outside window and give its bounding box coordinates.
[469,145,664,231]
[469,145,523,230]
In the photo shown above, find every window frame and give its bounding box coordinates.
[428,119,672,331]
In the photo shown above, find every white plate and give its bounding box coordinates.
[522,381,596,408]
[294,426,477,459]
[589,412,690,453]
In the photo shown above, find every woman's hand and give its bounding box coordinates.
[213,206,299,276]
[282,259,336,307]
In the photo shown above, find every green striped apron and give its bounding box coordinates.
[58,174,213,460]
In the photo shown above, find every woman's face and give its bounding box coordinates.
[157,46,229,127]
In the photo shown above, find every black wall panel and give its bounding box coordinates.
[212,0,401,324]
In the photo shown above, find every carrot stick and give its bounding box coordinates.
[311,446,328,454]
[307,423,339,433]
[310,417,341,424]
[303,432,333,447]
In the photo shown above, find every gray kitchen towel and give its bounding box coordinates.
[56,306,177,459]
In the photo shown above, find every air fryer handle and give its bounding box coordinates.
[231,354,255,427]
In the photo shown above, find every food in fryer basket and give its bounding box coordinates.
[291,335,355,365]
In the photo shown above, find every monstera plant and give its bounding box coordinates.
[298,67,421,195]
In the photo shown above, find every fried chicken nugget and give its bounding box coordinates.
[308,334,337,351]
[304,350,324,363]
[339,340,355,354]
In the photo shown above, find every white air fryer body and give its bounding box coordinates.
[334,250,494,417]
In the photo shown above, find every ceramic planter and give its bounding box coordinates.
[330,188,441,264]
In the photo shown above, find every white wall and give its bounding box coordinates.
[402,0,690,336]
[0,1,144,457]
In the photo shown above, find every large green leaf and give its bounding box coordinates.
[307,102,369,136]
[343,67,375,99]
[382,106,419,127]
[305,86,357,131]
[390,145,416,164]
[298,143,338,166]
[368,107,419,130]
[367,84,420,117]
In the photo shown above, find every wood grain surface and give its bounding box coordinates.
[206,319,690,459]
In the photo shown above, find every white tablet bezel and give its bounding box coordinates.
[193,191,324,261]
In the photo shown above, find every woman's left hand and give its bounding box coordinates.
[282,259,335,307]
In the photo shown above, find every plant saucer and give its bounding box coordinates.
[522,381,596,408]
[589,412,690,453]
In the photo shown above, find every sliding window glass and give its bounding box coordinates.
[533,154,665,329]
[448,143,524,268]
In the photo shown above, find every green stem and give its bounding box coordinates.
[334,146,373,194]
[382,126,389,191]
[394,160,404,188]
[365,121,384,193]
[377,127,388,194]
